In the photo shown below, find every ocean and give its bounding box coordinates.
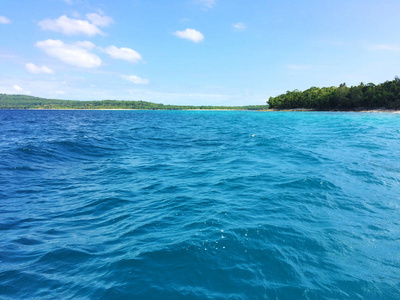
[1,110,399,299]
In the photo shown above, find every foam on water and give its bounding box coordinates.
[1,110,400,299]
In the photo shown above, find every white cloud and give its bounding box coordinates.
[74,41,96,49]
[86,13,113,27]
[0,77,74,98]
[36,39,102,68]
[104,46,142,63]
[125,89,236,106]
[12,85,31,95]
[38,15,102,36]
[63,0,73,4]
[55,90,65,94]
[174,28,204,43]
[233,22,246,31]
[71,11,81,18]
[25,63,54,74]
[0,16,11,24]
[13,85,23,91]
[196,0,216,9]
[122,75,149,84]
[370,44,400,51]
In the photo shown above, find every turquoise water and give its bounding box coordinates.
[1,110,400,299]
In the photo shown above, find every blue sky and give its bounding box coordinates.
[1,0,400,105]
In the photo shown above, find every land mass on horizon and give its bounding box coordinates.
[268,77,400,110]
[0,94,268,110]
[1,78,400,111]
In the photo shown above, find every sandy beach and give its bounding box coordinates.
[266,108,400,113]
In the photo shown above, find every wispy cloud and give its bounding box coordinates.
[369,44,400,51]
[36,39,102,68]
[286,64,312,71]
[86,12,113,27]
[0,77,75,98]
[174,28,204,43]
[25,63,54,74]
[13,85,31,95]
[125,89,236,105]
[122,75,149,84]
[38,13,113,36]
[74,41,96,49]
[232,22,246,31]
[39,15,102,36]
[104,46,142,63]
[196,0,216,10]
[13,85,23,91]
[0,16,11,24]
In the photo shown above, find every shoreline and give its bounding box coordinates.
[1,108,400,113]
[265,108,400,113]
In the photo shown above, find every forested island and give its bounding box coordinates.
[0,94,268,110]
[268,77,400,110]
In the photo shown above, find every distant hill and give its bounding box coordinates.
[0,94,268,110]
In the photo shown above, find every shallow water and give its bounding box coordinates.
[1,110,400,299]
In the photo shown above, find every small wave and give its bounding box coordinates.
[1,110,400,299]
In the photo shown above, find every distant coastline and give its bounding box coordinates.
[2,108,400,114]
[2,77,400,112]
[0,94,268,111]
[266,108,400,113]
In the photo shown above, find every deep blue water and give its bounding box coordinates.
[1,110,400,299]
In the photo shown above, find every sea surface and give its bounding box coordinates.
[0,110,400,299]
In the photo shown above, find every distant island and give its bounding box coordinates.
[268,77,400,110]
[0,94,268,110]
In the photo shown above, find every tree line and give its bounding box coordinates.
[268,77,400,110]
[0,94,269,110]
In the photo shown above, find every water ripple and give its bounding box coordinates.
[1,110,400,299]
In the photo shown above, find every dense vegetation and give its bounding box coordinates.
[0,94,269,110]
[268,77,400,110]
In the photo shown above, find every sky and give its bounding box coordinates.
[1,0,400,106]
